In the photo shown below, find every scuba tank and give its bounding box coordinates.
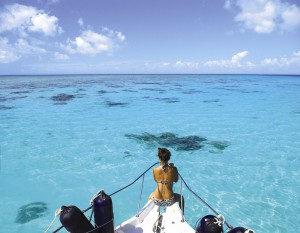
[59,205,95,233]
[93,190,114,233]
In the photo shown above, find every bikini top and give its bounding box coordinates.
[157,163,175,184]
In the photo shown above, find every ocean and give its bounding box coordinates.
[0,74,299,233]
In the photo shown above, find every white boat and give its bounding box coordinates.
[46,163,254,233]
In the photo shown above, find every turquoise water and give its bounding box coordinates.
[0,74,299,233]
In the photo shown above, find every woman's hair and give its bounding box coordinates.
[158,148,171,163]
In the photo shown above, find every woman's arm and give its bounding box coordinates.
[173,167,179,182]
[153,169,157,182]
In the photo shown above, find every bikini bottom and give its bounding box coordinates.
[152,196,174,207]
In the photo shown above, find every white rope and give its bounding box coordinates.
[152,214,163,232]
[44,208,62,233]
[90,189,103,205]
[215,214,225,227]
[245,229,255,233]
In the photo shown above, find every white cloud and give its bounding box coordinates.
[0,37,20,63]
[293,50,300,57]
[63,30,113,55]
[262,51,300,66]
[62,28,125,56]
[226,0,300,33]
[29,13,62,36]
[235,0,277,33]
[39,0,60,4]
[263,58,280,66]
[224,0,232,10]
[281,4,300,31]
[162,62,171,67]
[0,4,62,36]
[175,61,199,69]
[15,38,46,54]
[0,36,46,63]
[232,50,248,61]
[103,27,126,42]
[204,51,253,67]
[54,52,69,60]
[78,18,84,26]
[116,31,126,42]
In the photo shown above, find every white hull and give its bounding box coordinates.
[115,201,195,233]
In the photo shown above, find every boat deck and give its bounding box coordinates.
[115,201,195,233]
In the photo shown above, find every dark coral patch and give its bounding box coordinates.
[0,105,14,110]
[209,141,230,151]
[105,84,124,88]
[203,99,220,103]
[10,91,32,95]
[15,202,48,224]
[125,132,207,151]
[182,89,205,94]
[134,82,162,85]
[123,150,132,158]
[98,90,108,94]
[122,89,138,93]
[0,96,7,102]
[50,93,75,105]
[105,100,129,107]
[0,95,27,102]
[98,90,118,95]
[155,97,180,103]
[140,88,166,93]
[126,132,229,152]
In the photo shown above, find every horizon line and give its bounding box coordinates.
[0,73,299,77]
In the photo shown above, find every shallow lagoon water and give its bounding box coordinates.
[0,74,299,233]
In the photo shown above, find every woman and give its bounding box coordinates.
[149,148,182,208]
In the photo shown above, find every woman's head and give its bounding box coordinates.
[158,148,171,163]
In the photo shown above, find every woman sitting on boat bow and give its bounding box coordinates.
[149,148,183,210]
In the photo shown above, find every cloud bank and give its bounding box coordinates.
[204,51,254,67]
[0,4,126,63]
[262,50,300,66]
[0,4,63,36]
[225,0,300,33]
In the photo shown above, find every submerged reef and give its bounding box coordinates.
[10,90,32,95]
[104,100,129,107]
[15,202,48,224]
[125,132,229,152]
[155,97,180,103]
[203,99,220,103]
[0,105,14,110]
[50,93,76,105]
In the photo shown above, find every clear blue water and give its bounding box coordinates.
[0,74,299,233]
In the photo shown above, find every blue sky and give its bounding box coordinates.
[0,0,299,75]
